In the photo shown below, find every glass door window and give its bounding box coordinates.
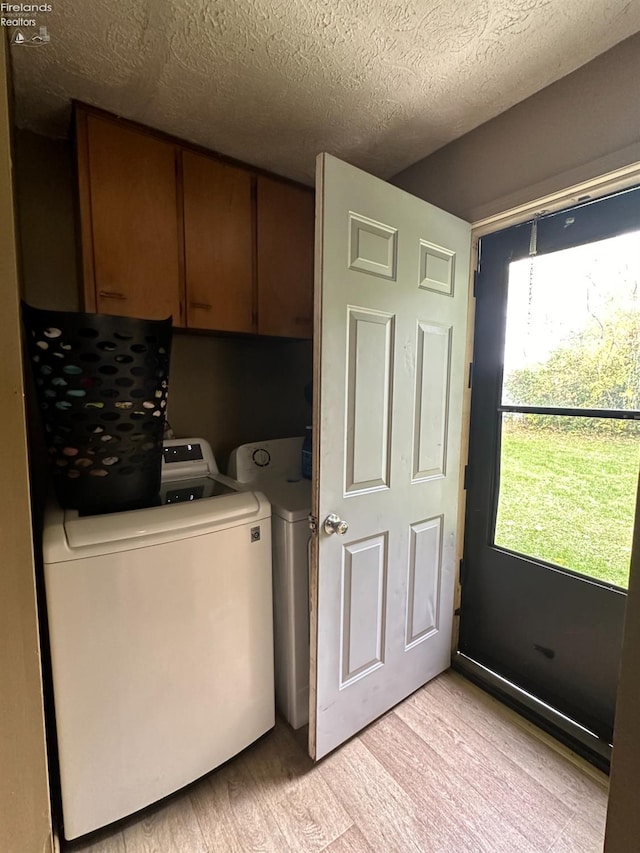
[495,232,640,588]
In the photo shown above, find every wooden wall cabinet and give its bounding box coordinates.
[182,151,255,334]
[77,106,314,339]
[77,111,184,325]
[257,177,314,339]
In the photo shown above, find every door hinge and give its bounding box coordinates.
[308,514,318,534]
[468,361,473,389]
[473,268,478,297]
[463,464,469,490]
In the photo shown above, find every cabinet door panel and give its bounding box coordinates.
[85,115,182,324]
[183,152,254,334]
[257,178,314,339]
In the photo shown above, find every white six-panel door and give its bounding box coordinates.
[310,154,471,759]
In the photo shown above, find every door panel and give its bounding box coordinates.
[413,322,452,480]
[462,550,627,736]
[310,154,471,759]
[345,308,394,492]
[406,516,443,647]
[341,535,388,684]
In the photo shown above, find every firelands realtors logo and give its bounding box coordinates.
[2,2,52,45]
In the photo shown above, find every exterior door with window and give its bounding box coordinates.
[459,187,640,764]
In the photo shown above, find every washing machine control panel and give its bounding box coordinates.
[161,438,218,482]
[163,443,204,464]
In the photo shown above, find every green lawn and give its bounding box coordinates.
[495,425,639,589]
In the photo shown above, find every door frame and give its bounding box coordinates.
[452,161,640,767]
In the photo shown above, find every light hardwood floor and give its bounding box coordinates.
[64,671,608,853]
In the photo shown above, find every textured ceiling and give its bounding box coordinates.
[10,0,640,184]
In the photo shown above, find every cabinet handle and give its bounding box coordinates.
[190,302,212,310]
[99,290,127,300]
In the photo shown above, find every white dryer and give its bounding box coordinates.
[228,437,311,729]
[43,438,274,840]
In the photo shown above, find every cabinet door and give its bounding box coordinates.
[182,151,254,334]
[257,177,314,339]
[79,113,183,324]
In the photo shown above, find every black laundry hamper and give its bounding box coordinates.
[23,304,172,515]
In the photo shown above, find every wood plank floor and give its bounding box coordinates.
[64,671,609,853]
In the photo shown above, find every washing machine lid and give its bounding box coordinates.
[257,478,311,523]
[63,488,263,549]
[43,483,270,562]
[44,434,273,561]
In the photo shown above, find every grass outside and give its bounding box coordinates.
[495,424,640,589]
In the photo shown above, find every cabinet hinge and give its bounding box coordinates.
[308,514,318,534]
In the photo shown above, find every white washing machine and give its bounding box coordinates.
[43,438,274,840]
[228,437,311,730]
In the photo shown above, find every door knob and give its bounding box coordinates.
[324,513,349,535]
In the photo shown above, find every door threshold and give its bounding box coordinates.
[453,652,612,773]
